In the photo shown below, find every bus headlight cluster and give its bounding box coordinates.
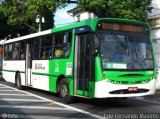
[109,80,120,84]
[142,80,149,84]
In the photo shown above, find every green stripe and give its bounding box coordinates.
[3,69,25,73]
[32,72,72,78]
[32,72,50,76]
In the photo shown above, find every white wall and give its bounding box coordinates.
[152,29,160,39]
[74,12,96,22]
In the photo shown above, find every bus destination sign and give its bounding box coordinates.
[97,22,147,32]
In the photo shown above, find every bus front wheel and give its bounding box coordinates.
[59,78,73,104]
[16,73,23,90]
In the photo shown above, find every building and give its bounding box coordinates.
[148,0,160,66]
[67,8,96,22]
[148,0,160,89]
[148,0,160,42]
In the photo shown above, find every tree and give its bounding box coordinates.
[0,4,28,39]
[1,0,62,34]
[78,0,153,21]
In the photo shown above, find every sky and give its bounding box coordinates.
[54,1,160,26]
[54,4,77,27]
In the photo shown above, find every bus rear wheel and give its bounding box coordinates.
[59,78,73,104]
[16,73,23,90]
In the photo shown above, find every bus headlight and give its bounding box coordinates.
[117,81,120,84]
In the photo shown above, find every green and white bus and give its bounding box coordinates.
[2,18,157,103]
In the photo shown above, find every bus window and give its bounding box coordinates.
[20,41,25,60]
[33,38,40,60]
[8,44,13,60]
[13,42,20,60]
[41,49,47,59]
[54,46,63,58]
[40,36,53,60]
[4,45,8,60]
[53,31,72,59]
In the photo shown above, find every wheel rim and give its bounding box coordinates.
[61,84,68,98]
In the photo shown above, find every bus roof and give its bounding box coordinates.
[4,18,148,44]
[51,18,149,33]
[5,29,51,44]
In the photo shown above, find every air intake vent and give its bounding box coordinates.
[119,74,144,77]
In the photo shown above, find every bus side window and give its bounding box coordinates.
[20,41,25,60]
[64,32,72,58]
[4,45,8,60]
[40,36,53,60]
[53,31,72,59]
[54,46,63,58]
[33,38,40,60]
[13,42,20,60]
[41,49,48,59]
[8,44,13,60]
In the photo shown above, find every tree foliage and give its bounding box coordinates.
[1,0,62,34]
[0,4,28,39]
[78,0,153,21]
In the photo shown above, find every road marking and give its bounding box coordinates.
[0,105,71,110]
[0,83,104,119]
[0,87,8,89]
[0,93,31,96]
[0,98,49,102]
[0,90,17,91]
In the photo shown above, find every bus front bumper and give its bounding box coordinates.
[94,79,156,98]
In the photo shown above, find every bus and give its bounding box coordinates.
[2,18,157,103]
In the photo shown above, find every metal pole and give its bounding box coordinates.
[38,17,42,32]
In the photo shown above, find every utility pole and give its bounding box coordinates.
[35,15,45,32]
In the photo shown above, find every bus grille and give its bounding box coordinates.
[109,89,149,94]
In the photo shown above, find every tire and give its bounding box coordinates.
[16,73,23,90]
[59,78,73,104]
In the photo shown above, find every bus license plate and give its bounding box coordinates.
[128,87,138,91]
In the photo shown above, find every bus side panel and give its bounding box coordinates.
[32,60,49,91]
[89,81,95,98]
[49,60,57,93]
[3,61,25,85]
[49,59,74,95]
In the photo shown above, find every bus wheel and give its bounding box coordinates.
[16,73,23,90]
[59,78,73,104]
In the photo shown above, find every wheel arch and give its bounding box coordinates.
[56,74,67,93]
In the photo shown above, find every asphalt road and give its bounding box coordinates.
[0,77,160,119]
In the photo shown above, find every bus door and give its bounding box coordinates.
[25,42,32,86]
[74,31,94,97]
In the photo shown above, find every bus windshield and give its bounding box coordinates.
[98,30,154,70]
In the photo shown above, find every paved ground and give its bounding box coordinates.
[0,81,101,119]
[0,77,160,119]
